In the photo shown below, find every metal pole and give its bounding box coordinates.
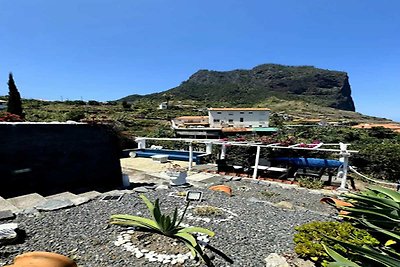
[220,144,227,159]
[206,142,213,154]
[252,145,261,179]
[137,138,146,149]
[188,142,193,171]
[339,143,350,190]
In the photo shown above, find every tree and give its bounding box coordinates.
[122,100,131,109]
[7,73,23,117]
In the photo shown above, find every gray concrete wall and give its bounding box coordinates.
[0,123,122,198]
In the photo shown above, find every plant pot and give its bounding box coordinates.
[5,251,77,267]
[166,170,187,186]
[209,185,232,196]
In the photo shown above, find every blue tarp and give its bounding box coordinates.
[273,157,343,168]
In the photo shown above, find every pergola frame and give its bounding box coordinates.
[135,137,358,190]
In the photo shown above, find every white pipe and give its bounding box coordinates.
[252,145,261,179]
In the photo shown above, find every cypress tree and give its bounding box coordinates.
[7,73,23,117]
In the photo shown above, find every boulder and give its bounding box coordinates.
[274,201,294,210]
[264,253,289,267]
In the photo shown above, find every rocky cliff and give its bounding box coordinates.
[122,64,356,111]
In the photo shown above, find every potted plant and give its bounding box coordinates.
[165,164,188,186]
[5,251,77,267]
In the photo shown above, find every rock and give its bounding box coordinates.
[0,210,15,221]
[0,228,17,244]
[133,187,149,193]
[176,257,185,264]
[264,253,289,267]
[206,253,215,260]
[145,184,157,190]
[168,64,355,111]
[114,241,123,246]
[71,196,91,206]
[274,201,294,210]
[135,252,144,258]
[247,197,265,203]
[222,176,233,182]
[0,223,18,230]
[20,207,40,216]
[0,223,18,245]
[35,199,74,211]
[155,185,169,191]
[292,258,315,267]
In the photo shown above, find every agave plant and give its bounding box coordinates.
[110,194,232,266]
[321,186,400,267]
[321,185,400,231]
[323,238,400,267]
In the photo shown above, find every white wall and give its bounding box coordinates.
[209,110,269,128]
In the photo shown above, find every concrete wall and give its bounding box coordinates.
[0,123,122,198]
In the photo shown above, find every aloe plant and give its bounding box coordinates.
[110,194,232,266]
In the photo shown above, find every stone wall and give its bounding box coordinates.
[0,123,122,198]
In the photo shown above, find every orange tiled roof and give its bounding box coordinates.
[221,127,253,132]
[208,107,270,111]
[352,123,400,132]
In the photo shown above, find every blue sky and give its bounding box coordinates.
[1,0,399,121]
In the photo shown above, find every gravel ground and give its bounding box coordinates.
[0,180,337,267]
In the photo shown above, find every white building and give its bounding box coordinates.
[0,100,7,110]
[158,102,168,110]
[208,108,270,128]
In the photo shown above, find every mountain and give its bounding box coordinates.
[121,64,356,111]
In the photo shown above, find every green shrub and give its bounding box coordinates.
[297,177,324,189]
[65,110,85,121]
[294,221,379,263]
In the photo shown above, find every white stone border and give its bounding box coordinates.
[185,205,238,223]
[114,227,209,265]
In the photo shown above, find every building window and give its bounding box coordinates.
[249,125,252,127]
[213,119,220,122]
[240,112,244,114]
[259,125,263,127]
[217,112,221,114]
[240,118,244,122]
[248,112,253,114]
[228,119,233,123]
[228,113,233,116]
